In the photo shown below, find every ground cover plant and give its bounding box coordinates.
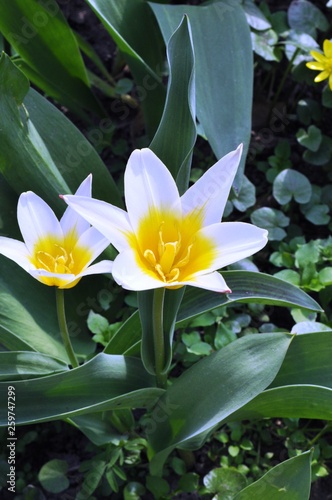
[0,0,331,498]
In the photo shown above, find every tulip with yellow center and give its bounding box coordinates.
[62,146,268,293]
[306,39,332,90]
[0,175,113,288]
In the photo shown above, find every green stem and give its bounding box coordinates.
[56,288,79,369]
[152,288,167,388]
[269,47,300,116]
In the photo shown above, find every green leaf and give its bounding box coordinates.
[103,311,141,355]
[227,331,332,422]
[250,207,289,241]
[273,270,301,286]
[242,0,271,30]
[38,459,69,494]
[148,333,292,474]
[85,0,166,136]
[177,271,322,324]
[0,354,163,425]
[0,352,69,381]
[273,169,312,205]
[251,29,279,61]
[234,451,312,500]
[150,0,253,187]
[0,54,70,211]
[296,125,322,152]
[24,88,123,208]
[204,467,247,498]
[302,204,330,225]
[303,136,332,166]
[288,0,329,37]
[0,0,102,116]
[150,15,196,194]
[231,175,256,212]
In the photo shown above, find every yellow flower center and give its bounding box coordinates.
[30,234,92,288]
[129,208,216,287]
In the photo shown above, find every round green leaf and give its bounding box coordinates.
[288,0,329,37]
[204,467,247,498]
[250,207,289,241]
[273,270,301,286]
[38,459,69,494]
[296,125,322,152]
[273,169,312,204]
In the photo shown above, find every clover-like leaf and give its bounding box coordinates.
[297,125,322,152]
[273,169,312,204]
[250,207,289,241]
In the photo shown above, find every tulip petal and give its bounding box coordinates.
[78,259,113,278]
[125,148,181,233]
[181,271,231,293]
[74,226,110,267]
[112,249,168,291]
[62,195,132,252]
[189,222,268,273]
[60,174,92,238]
[0,237,31,271]
[181,144,242,225]
[17,192,63,253]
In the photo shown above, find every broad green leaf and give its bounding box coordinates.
[84,0,166,136]
[150,15,196,194]
[204,467,247,498]
[150,0,253,187]
[234,450,312,500]
[227,331,332,422]
[0,354,163,425]
[0,0,102,116]
[0,257,104,361]
[69,413,123,446]
[251,29,279,62]
[273,169,312,205]
[177,271,322,323]
[0,352,69,381]
[0,54,70,211]
[24,89,123,208]
[148,333,292,475]
[243,0,271,30]
[103,310,142,355]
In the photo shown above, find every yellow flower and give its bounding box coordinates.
[306,39,332,90]
[63,147,268,292]
[0,176,113,288]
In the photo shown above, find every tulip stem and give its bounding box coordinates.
[153,288,167,388]
[56,288,79,369]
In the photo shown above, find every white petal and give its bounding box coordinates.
[181,271,231,293]
[60,175,92,237]
[78,259,113,278]
[125,149,181,233]
[181,144,242,225]
[195,222,268,272]
[74,226,110,266]
[112,249,167,291]
[0,237,31,271]
[62,195,132,252]
[18,191,62,253]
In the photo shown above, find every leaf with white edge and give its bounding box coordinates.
[250,207,289,241]
[273,169,312,204]
[0,354,163,426]
[234,450,312,500]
